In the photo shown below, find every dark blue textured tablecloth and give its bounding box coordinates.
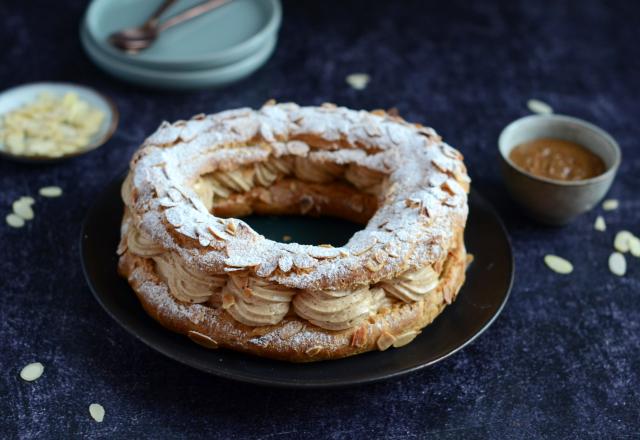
[1,1,639,438]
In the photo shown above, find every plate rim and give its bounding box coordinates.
[80,24,278,89]
[80,177,514,388]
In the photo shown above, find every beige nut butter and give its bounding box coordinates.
[509,138,605,181]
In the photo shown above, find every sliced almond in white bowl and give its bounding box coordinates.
[0,82,118,163]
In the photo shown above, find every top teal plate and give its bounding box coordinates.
[84,0,281,70]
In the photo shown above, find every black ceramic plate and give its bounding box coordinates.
[81,178,514,388]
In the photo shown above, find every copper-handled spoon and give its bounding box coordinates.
[109,0,231,53]
[108,0,176,51]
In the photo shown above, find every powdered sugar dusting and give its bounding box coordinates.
[123,103,469,291]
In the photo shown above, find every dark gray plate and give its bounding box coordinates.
[81,177,514,388]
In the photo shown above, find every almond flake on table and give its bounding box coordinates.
[89,403,105,422]
[39,186,63,197]
[608,252,626,276]
[20,362,44,381]
[12,198,34,220]
[346,73,370,90]
[18,196,35,205]
[602,199,619,211]
[629,236,640,257]
[614,230,635,253]
[6,213,25,228]
[544,254,573,274]
[594,215,606,231]
[527,99,553,115]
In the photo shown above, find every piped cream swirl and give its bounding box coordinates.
[379,265,439,303]
[293,286,382,330]
[215,168,255,193]
[127,226,164,257]
[254,157,292,186]
[222,275,297,326]
[293,157,343,183]
[344,164,385,194]
[193,178,215,211]
[154,253,226,304]
[121,172,134,205]
[196,174,232,199]
[194,157,294,206]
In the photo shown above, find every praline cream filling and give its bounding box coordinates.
[127,226,164,257]
[153,253,226,304]
[126,223,441,329]
[378,265,439,303]
[192,156,379,208]
[221,274,296,326]
[293,286,390,331]
[344,164,386,195]
[293,156,343,183]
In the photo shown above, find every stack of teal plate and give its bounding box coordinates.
[80,0,281,90]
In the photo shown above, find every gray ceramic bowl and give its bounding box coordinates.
[498,114,620,225]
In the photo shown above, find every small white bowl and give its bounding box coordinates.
[0,82,118,163]
[498,114,621,225]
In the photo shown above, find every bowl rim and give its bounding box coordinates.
[0,81,119,163]
[498,114,621,187]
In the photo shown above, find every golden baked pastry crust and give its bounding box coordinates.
[117,102,470,362]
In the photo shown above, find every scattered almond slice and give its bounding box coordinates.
[89,403,105,422]
[629,236,640,257]
[594,215,606,232]
[527,99,553,115]
[20,362,44,381]
[39,186,63,197]
[6,213,25,228]
[614,230,634,253]
[12,199,34,220]
[544,254,573,274]
[602,199,619,211]
[608,252,626,276]
[346,73,370,90]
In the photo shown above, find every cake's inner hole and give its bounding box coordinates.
[241,215,362,246]
[192,154,388,244]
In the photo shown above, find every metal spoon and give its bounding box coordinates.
[109,0,231,53]
[109,0,177,51]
